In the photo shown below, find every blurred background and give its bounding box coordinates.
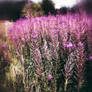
[0,0,91,20]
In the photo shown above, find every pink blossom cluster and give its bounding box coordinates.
[8,13,89,49]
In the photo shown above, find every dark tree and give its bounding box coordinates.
[41,0,56,15]
[0,1,25,21]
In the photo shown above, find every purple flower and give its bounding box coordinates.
[89,56,92,60]
[60,20,66,24]
[67,42,73,48]
[48,74,53,80]
[21,38,25,42]
[25,16,29,19]
[3,44,8,49]
[78,42,83,47]
[54,29,60,35]
[31,34,38,39]
[13,36,18,41]
[64,42,74,48]
[8,28,12,32]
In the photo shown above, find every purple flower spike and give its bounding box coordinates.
[48,74,53,80]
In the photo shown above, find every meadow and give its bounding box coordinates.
[0,7,92,92]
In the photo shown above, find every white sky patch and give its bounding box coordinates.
[52,0,82,9]
[31,0,42,3]
[0,0,82,9]
[31,0,82,9]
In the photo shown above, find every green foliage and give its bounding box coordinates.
[21,2,44,18]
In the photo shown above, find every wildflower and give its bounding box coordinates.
[67,42,73,48]
[3,44,8,49]
[25,15,29,19]
[13,36,18,41]
[64,42,74,48]
[31,34,38,39]
[60,20,66,24]
[89,56,92,60]
[78,42,83,47]
[54,29,59,35]
[8,27,12,32]
[48,74,53,80]
[21,38,25,42]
